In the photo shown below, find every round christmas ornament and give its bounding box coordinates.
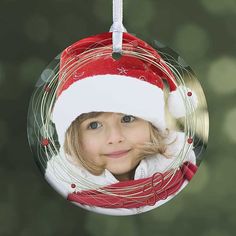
[27,0,209,215]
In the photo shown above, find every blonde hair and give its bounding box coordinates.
[64,112,173,175]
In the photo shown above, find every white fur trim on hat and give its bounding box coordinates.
[168,85,198,118]
[52,75,166,146]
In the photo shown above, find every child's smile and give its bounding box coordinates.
[78,112,151,181]
[104,149,131,158]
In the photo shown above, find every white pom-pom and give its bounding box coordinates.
[167,85,198,118]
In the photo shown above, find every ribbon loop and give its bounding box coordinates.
[109,0,127,53]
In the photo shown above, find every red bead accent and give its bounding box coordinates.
[187,138,193,144]
[187,91,192,96]
[71,184,76,188]
[41,138,49,146]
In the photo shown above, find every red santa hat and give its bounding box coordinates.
[52,32,198,146]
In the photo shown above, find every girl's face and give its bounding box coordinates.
[78,112,151,181]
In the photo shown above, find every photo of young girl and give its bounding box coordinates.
[45,32,198,215]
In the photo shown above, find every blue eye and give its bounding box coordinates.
[88,122,102,129]
[121,115,135,123]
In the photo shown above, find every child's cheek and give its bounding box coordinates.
[82,134,103,152]
[128,127,150,144]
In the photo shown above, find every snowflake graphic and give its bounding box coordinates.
[117,67,128,75]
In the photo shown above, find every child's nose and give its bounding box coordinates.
[107,126,125,145]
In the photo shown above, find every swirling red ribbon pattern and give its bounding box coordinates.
[67,161,197,208]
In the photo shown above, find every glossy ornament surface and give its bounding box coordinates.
[27,32,209,215]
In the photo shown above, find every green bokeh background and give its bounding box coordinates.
[1,0,236,235]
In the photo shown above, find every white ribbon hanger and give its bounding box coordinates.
[109,0,127,54]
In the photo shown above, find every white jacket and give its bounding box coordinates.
[45,131,196,215]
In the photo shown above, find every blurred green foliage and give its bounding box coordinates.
[0,0,236,235]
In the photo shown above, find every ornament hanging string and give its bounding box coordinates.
[109,0,127,54]
[26,0,209,213]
